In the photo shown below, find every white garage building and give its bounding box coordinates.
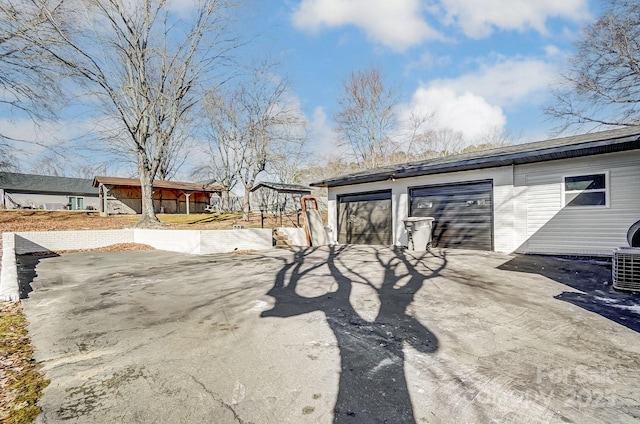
[312,128,640,256]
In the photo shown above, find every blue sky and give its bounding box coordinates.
[4,0,607,175]
[247,0,604,155]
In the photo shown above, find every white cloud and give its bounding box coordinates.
[430,58,557,108]
[398,56,562,144]
[291,0,442,51]
[290,0,590,48]
[404,52,452,75]
[440,0,590,38]
[401,86,506,143]
[307,106,340,156]
[544,45,562,57]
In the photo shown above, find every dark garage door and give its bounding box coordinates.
[338,191,392,245]
[410,180,493,250]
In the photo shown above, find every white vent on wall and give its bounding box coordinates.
[613,247,640,293]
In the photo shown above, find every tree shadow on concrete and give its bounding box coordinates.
[16,253,59,299]
[498,254,640,333]
[261,246,446,423]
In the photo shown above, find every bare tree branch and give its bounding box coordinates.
[335,65,400,169]
[0,0,69,165]
[546,0,640,133]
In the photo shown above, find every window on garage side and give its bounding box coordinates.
[563,172,608,207]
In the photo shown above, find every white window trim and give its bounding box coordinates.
[561,170,610,209]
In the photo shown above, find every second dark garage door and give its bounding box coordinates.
[410,180,493,250]
[338,191,392,245]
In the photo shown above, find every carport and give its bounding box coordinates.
[93,176,223,216]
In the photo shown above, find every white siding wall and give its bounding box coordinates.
[4,193,100,210]
[328,166,517,253]
[514,150,640,255]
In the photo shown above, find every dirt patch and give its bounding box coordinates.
[26,243,156,255]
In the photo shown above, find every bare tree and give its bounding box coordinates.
[202,63,305,220]
[156,124,193,181]
[0,143,15,171]
[268,140,307,184]
[0,0,66,164]
[547,0,640,132]
[335,66,400,168]
[405,128,465,160]
[27,0,238,226]
[195,90,242,211]
[30,150,109,179]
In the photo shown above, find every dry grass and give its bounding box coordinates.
[0,302,49,424]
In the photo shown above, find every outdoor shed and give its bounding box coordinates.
[0,172,99,210]
[312,127,640,256]
[250,181,312,214]
[93,176,223,216]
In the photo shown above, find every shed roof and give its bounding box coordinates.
[250,181,312,194]
[0,172,97,195]
[311,127,640,188]
[93,176,223,193]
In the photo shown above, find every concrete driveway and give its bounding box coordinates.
[20,246,640,423]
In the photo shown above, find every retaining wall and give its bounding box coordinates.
[13,230,135,255]
[0,228,274,301]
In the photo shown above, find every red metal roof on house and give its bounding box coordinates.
[92,176,223,193]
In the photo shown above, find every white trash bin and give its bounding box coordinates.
[403,217,435,251]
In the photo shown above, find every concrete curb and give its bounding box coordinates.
[0,233,18,301]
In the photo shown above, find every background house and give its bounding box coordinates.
[0,172,99,210]
[250,182,313,214]
[312,127,640,256]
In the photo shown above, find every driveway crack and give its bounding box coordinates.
[189,375,252,424]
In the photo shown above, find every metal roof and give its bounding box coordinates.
[0,172,98,195]
[311,127,640,188]
[250,181,313,194]
[93,176,223,193]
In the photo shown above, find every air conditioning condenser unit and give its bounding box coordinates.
[613,247,640,293]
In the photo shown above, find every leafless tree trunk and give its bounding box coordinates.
[546,0,640,132]
[335,66,400,169]
[27,0,238,226]
[201,62,305,220]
